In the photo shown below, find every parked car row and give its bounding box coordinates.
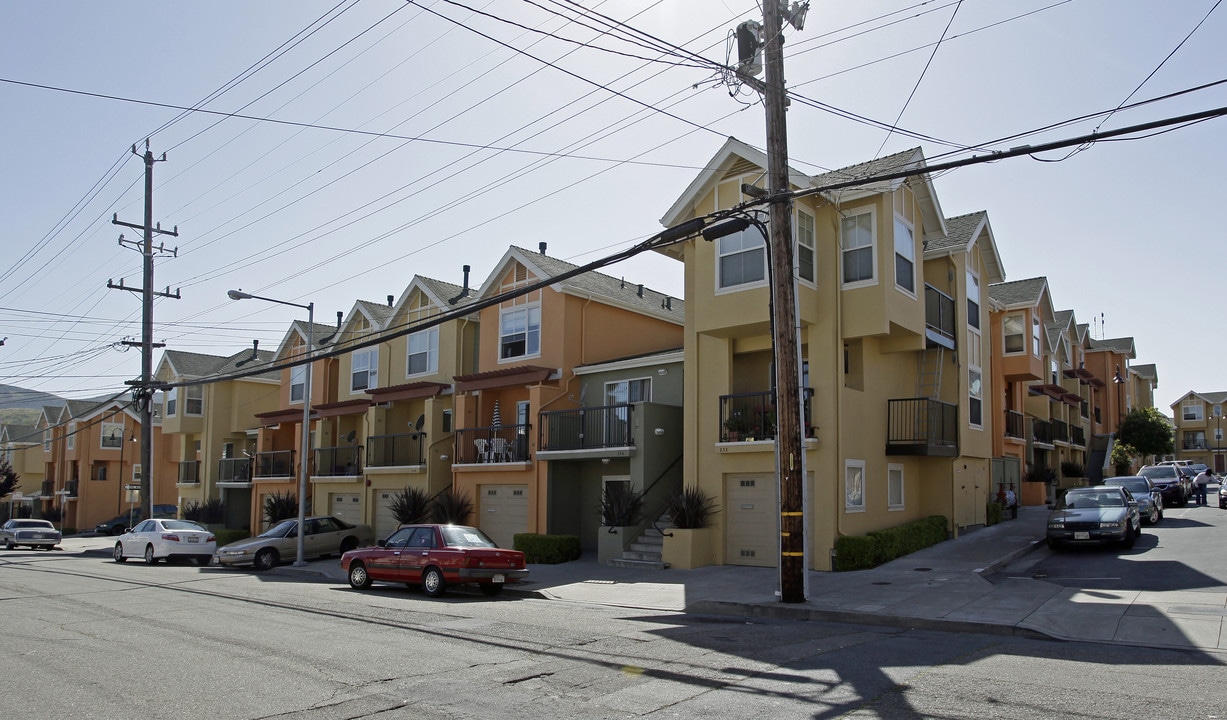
[1136,464,1194,507]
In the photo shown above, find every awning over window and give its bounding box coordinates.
[454,365,554,392]
[254,408,310,427]
[367,381,450,403]
[313,399,372,418]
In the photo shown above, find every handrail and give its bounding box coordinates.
[647,453,684,538]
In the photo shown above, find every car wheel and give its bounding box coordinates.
[1121,524,1136,549]
[4,539,13,551]
[1148,507,1160,524]
[110,525,125,536]
[340,536,359,554]
[252,548,278,572]
[1046,538,1062,552]
[143,545,157,565]
[195,556,212,567]
[479,583,504,597]
[348,562,372,589]
[422,566,446,597]
[113,543,126,562]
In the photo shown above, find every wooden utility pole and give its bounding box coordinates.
[111,141,178,520]
[761,0,807,603]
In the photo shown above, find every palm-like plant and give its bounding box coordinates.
[429,489,473,525]
[263,491,298,525]
[388,486,431,525]
[666,486,719,529]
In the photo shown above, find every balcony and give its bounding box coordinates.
[367,433,426,468]
[924,284,956,350]
[1071,425,1086,447]
[538,404,634,453]
[1004,410,1025,439]
[254,450,295,479]
[218,458,252,484]
[314,446,362,477]
[40,480,53,496]
[719,389,815,443]
[177,460,201,485]
[454,424,531,464]
[1052,419,1069,445]
[1032,418,1054,447]
[885,398,958,456]
[1183,439,1209,451]
[65,480,78,498]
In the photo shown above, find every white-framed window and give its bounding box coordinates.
[893,188,915,295]
[605,378,651,405]
[66,422,76,450]
[966,269,980,330]
[442,410,453,433]
[1215,404,1223,418]
[43,429,51,451]
[406,327,439,376]
[796,208,816,285]
[1216,427,1223,442]
[500,305,541,360]
[290,365,306,404]
[351,348,378,392]
[101,422,124,449]
[1032,314,1041,359]
[716,224,767,290]
[1050,356,1059,386]
[132,464,142,482]
[888,463,905,509]
[165,387,177,417]
[969,367,983,429]
[185,384,203,416]
[841,209,875,285]
[845,459,866,512]
[1182,399,1204,421]
[1003,313,1024,354]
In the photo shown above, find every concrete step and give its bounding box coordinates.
[634,534,664,545]
[608,557,669,570]
[620,550,663,562]
[630,542,662,553]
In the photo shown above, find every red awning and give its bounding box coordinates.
[312,399,371,418]
[254,408,308,427]
[367,381,450,403]
[454,365,554,392]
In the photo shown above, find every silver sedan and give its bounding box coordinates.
[1,519,61,550]
[214,516,374,571]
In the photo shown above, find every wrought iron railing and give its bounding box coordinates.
[886,398,958,452]
[314,446,362,477]
[1071,425,1086,447]
[539,404,634,451]
[254,450,295,479]
[454,424,531,464]
[367,433,425,467]
[719,389,814,443]
[1005,410,1025,439]
[65,480,78,498]
[1052,419,1069,444]
[1032,418,1053,445]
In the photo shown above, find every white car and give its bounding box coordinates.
[113,519,216,566]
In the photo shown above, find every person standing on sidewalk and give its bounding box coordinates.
[1005,485,1018,519]
[1193,468,1211,506]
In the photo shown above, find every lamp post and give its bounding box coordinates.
[1112,364,1125,429]
[228,289,313,567]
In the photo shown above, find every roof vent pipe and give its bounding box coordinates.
[387,295,393,307]
[666,297,672,310]
[539,242,547,255]
[637,284,644,298]
[448,265,471,305]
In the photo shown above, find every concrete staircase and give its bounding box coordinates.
[607,515,672,570]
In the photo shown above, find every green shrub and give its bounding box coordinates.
[986,501,1003,526]
[184,498,226,525]
[429,489,473,525]
[833,515,949,571]
[388,486,431,525]
[600,483,643,526]
[263,491,297,524]
[666,486,719,529]
[513,533,581,564]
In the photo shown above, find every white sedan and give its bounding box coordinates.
[114,519,216,566]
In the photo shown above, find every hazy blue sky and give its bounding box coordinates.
[1,0,1224,415]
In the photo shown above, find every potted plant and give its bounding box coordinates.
[724,412,748,441]
[662,486,719,569]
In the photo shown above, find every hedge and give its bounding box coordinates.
[833,515,949,571]
[986,501,1003,527]
[513,533,581,564]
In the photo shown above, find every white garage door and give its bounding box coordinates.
[725,475,776,567]
[330,493,361,526]
[479,484,528,549]
[374,491,400,541]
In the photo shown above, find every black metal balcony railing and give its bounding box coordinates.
[314,446,362,477]
[254,450,295,479]
[65,480,79,498]
[1183,439,1208,450]
[454,424,531,464]
[1081,399,1089,419]
[539,404,635,452]
[1071,425,1086,447]
[41,480,53,496]
[719,389,815,443]
[1004,410,1025,439]
[886,398,958,456]
[1032,418,1053,446]
[1094,406,1102,424]
[218,457,252,483]
[367,433,425,467]
[1052,419,1069,445]
[177,460,201,485]
[924,284,956,349]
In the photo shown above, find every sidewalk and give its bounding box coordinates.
[63,506,1227,652]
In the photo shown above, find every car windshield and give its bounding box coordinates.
[1139,466,1176,479]
[1061,492,1125,509]
[1108,479,1150,494]
[162,520,206,531]
[440,525,498,548]
[9,520,53,529]
[259,520,296,538]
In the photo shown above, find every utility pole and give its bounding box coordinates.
[738,1,809,603]
[110,140,179,520]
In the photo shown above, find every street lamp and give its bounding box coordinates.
[228,289,313,567]
[1112,364,1125,428]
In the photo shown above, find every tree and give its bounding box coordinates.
[0,457,18,499]
[1117,407,1174,460]
[1110,441,1139,475]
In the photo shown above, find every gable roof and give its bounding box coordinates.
[987,277,1048,308]
[1131,363,1158,385]
[472,246,683,325]
[1086,336,1136,358]
[159,348,279,381]
[1,424,39,445]
[926,211,1005,284]
[1171,390,1227,409]
[272,319,340,363]
[388,274,481,336]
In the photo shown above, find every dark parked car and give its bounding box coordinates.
[94,504,179,535]
[1102,476,1162,524]
[1047,486,1141,550]
[342,524,528,597]
[1137,465,1191,507]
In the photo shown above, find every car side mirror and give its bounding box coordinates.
[377,539,388,547]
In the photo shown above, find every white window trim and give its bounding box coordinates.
[66,423,76,450]
[845,459,866,512]
[888,463,905,510]
[840,206,878,289]
[966,266,981,330]
[185,384,204,416]
[498,303,542,363]
[893,213,916,297]
[1003,312,1025,356]
[290,365,306,405]
[100,422,124,450]
[351,347,379,393]
[968,364,983,431]
[165,387,177,417]
[1032,314,1041,359]
[1182,399,1203,421]
[795,207,817,289]
[406,327,439,378]
[604,377,653,405]
[713,225,768,295]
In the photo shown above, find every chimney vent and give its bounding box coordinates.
[539,242,547,256]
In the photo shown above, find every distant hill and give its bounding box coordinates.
[0,384,65,412]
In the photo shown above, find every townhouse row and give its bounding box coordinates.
[1,137,1162,572]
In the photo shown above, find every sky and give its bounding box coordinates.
[1,0,1224,415]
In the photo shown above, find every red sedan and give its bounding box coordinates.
[341,524,529,597]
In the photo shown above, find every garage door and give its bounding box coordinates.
[478,484,528,549]
[373,491,400,541]
[330,493,361,527]
[725,475,776,567]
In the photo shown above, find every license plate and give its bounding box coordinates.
[492,574,505,583]
[187,536,199,543]
[1074,532,1090,540]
